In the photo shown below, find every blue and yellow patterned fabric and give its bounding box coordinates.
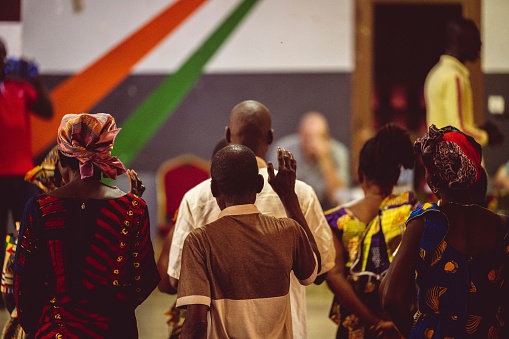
[408,203,509,338]
[325,191,419,338]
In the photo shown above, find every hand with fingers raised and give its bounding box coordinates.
[127,169,146,197]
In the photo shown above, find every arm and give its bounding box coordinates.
[14,199,45,334]
[326,234,381,328]
[442,75,488,146]
[301,188,336,277]
[381,218,424,337]
[177,232,211,338]
[127,169,146,197]
[131,203,160,306]
[181,304,208,339]
[29,76,53,119]
[156,227,177,294]
[315,138,346,206]
[268,148,321,272]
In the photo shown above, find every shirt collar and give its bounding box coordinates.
[441,55,470,77]
[218,204,261,218]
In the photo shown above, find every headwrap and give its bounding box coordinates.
[24,146,61,192]
[57,113,126,179]
[415,125,482,192]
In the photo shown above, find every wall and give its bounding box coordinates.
[1,0,508,174]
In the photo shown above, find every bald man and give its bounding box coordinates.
[269,111,350,210]
[177,145,319,338]
[168,100,335,338]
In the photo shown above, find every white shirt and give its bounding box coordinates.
[168,157,335,339]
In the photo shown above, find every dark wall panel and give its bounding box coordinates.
[44,73,351,171]
[40,72,509,177]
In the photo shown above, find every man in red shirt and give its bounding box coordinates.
[0,37,53,262]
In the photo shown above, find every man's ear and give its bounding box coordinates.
[267,129,274,145]
[225,126,231,143]
[256,174,264,194]
[211,179,219,197]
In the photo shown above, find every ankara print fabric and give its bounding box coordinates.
[408,203,509,338]
[14,193,159,339]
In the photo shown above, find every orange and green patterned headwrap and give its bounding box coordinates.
[57,113,126,179]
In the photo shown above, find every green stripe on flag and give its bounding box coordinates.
[114,0,259,165]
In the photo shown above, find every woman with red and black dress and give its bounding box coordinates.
[14,113,159,339]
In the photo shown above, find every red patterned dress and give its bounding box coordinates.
[14,193,159,339]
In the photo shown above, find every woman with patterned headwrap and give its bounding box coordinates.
[13,113,159,339]
[382,125,509,338]
[1,146,145,339]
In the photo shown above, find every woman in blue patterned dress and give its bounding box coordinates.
[382,125,509,338]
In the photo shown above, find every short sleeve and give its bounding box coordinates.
[291,221,318,286]
[176,230,211,308]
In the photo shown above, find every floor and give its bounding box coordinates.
[0,234,337,338]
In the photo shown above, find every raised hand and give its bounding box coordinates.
[267,148,297,200]
[127,169,145,197]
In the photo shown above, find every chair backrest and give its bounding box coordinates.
[156,154,210,232]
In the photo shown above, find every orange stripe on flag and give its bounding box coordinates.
[31,0,207,155]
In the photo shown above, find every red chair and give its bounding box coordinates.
[156,154,210,235]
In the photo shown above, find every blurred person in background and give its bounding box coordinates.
[0,37,54,272]
[269,111,350,210]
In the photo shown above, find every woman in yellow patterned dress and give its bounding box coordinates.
[324,124,418,338]
[382,125,509,338]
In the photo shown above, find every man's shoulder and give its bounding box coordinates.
[182,178,213,200]
[294,178,315,193]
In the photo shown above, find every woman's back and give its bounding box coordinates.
[409,203,509,338]
[15,192,159,339]
[440,204,507,257]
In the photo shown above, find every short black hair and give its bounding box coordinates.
[359,124,414,187]
[210,144,259,196]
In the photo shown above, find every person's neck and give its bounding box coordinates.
[445,49,465,64]
[362,182,391,200]
[438,190,474,206]
[221,193,256,210]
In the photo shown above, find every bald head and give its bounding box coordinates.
[299,111,329,136]
[226,100,273,158]
[298,111,331,159]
